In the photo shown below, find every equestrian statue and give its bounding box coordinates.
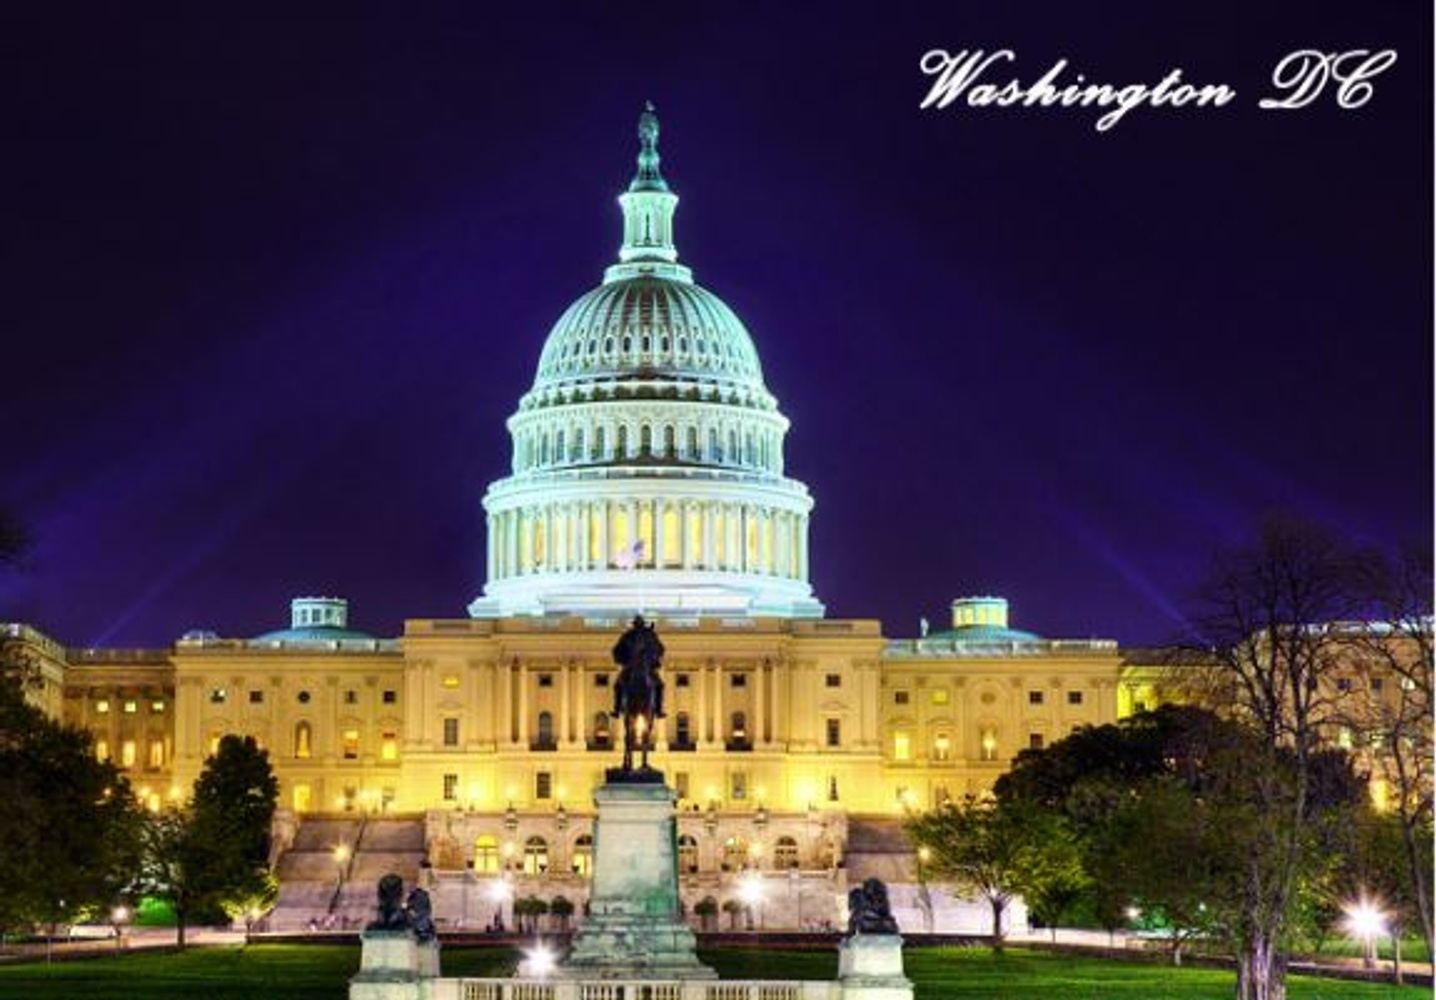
[610,614,666,776]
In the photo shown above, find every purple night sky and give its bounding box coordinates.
[2,4,1430,648]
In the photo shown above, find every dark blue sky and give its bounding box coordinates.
[1,3,1430,647]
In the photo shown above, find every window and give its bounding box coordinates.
[123,700,137,714]
[538,673,554,688]
[678,834,699,873]
[382,689,397,704]
[722,835,749,869]
[94,738,109,762]
[474,835,499,873]
[148,740,165,768]
[1134,700,1148,713]
[595,673,610,687]
[675,673,690,688]
[342,729,360,760]
[675,771,690,799]
[294,722,312,759]
[674,712,692,746]
[442,773,458,801]
[1028,690,1045,705]
[297,690,311,704]
[536,711,555,747]
[730,772,748,801]
[96,699,110,714]
[344,689,358,705]
[730,711,748,739]
[980,727,998,761]
[209,688,227,705]
[930,688,950,706]
[1336,678,1353,692]
[592,712,611,744]
[121,740,137,767]
[933,733,952,761]
[442,675,460,689]
[1067,690,1084,705]
[443,718,460,747]
[535,772,553,800]
[380,731,398,761]
[249,690,264,704]
[893,690,910,705]
[827,776,840,802]
[1370,677,1384,693]
[775,836,799,870]
[730,673,747,688]
[523,836,549,875]
[825,718,842,747]
[1029,733,1045,750]
[892,731,911,761]
[572,834,594,877]
[151,699,166,713]
[825,674,842,688]
[1337,726,1354,749]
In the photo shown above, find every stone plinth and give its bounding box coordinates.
[563,779,715,979]
[837,935,912,1000]
[351,930,426,1000]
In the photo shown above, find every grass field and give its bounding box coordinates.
[0,944,1423,1000]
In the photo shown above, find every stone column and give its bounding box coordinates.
[654,499,667,567]
[598,500,610,569]
[517,663,529,746]
[560,661,572,748]
[702,502,715,570]
[713,662,724,745]
[696,658,709,746]
[500,662,513,746]
[755,660,767,746]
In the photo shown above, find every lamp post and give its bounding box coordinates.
[916,846,934,934]
[739,873,765,933]
[1343,897,1386,970]
[487,877,513,933]
[109,905,129,952]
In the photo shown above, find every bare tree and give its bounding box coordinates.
[1180,515,1367,1000]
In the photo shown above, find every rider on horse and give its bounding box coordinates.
[611,615,666,772]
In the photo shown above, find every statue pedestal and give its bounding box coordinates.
[563,780,715,979]
[838,935,912,1000]
[351,930,429,1000]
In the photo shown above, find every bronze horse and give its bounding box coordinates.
[611,615,665,773]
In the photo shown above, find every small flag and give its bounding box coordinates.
[615,538,646,570]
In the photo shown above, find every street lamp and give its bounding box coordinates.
[1343,897,1387,969]
[333,844,351,895]
[486,878,513,932]
[915,847,934,934]
[110,905,129,951]
[522,941,556,978]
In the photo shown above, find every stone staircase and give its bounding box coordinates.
[268,814,427,931]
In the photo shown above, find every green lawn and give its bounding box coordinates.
[0,944,1422,1000]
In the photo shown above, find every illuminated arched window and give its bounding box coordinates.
[475,835,499,874]
[678,834,699,874]
[721,836,749,871]
[294,721,312,759]
[979,726,998,762]
[775,836,799,870]
[523,836,549,875]
[572,834,593,877]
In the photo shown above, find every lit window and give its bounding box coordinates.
[1028,691,1045,705]
[442,773,458,801]
[980,728,998,761]
[933,733,951,761]
[443,718,460,747]
[825,718,842,747]
[826,674,842,688]
[1067,690,1083,705]
[523,836,549,875]
[95,738,110,762]
[151,699,165,713]
[892,731,911,761]
[893,690,910,705]
[677,834,698,873]
[294,722,312,759]
[1337,727,1354,749]
[474,835,499,873]
[381,732,398,761]
[573,834,594,877]
[342,729,360,760]
[442,675,460,689]
[148,740,165,768]
[930,688,950,706]
[675,771,690,799]
[207,733,221,755]
[123,700,137,714]
[96,699,110,714]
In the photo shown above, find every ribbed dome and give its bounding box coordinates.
[533,276,764,391]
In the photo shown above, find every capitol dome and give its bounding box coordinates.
[469,105,823,620]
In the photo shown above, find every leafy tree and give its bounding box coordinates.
[721,897,743,929]
[139,735,278,947]
[549,895,574,929]
[0,668,142,950]
[907,796,1073,951]
[694,895,718,930]
[221,872,278,945]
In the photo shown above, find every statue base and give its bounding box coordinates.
[350,930,439,1000]
[563,781,714,979]
[838,935,912,1000]
[603,764,665,784]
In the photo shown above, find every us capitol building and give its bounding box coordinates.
[7,107,1167,932]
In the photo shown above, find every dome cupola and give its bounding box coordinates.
[470,106,822,620]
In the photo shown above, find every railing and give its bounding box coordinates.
[449,981,829,1000]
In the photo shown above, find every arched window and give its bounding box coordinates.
[730,711,748,739]
[932,733,952,761]
[572,834,593,878]
[523,836,549,875]
[979,726,999,762]
[475,835,500,874]
[721,836,749,871]
[616,425,629,458]
[662,425,675,457]
[574,427,585,461]
[555,430,565,462]
[595,426,606,459]
[775,836,800,870]
[294,721,312,760]
[539,435,550,465]
[685,426,698,458]
[640,424,652,457]
[678,834,699,874]
[727,430,738,464]
[708,428,719,461]
[674,712,692,747]
[537,711,554,747]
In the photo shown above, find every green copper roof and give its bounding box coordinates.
[924,624,1042,644]
[253,625,376,643]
